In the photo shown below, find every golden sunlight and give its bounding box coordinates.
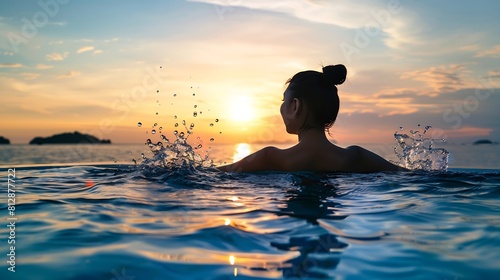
[233,143,252,162]
[229,95,255,122]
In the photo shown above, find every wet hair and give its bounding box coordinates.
[285,64,347,131]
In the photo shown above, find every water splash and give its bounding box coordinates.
[140,120,214,171]
[393,125,449,171]
[134,84,221,173]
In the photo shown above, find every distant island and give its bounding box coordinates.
[29,131,111,145]
[473,139,497,145]
[0,136,10,144]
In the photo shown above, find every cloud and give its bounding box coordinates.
[56,70,81,79]
[334,85,500,143]
[401,64,472,95]
[0,63,22,68]
[46,52,68,61]
[76,46,95,54]
[21,72,40,80]
[190,0,417,50]
[488,70,500,79]
[104,38,119,43]
[191,0,381,27]
[48,21,67,26]
[459,44,480,52]
[373,88,418,100]
[440,126,493,139]
[36,64,53,70]
[475,45,500,58]
[340,92,415,117]
[75,38,94,43]
[93,50,103,55]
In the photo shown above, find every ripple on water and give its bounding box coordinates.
[2,165,499,279]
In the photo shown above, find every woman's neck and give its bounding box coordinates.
[297,128,330,144]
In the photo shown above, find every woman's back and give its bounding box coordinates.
[261,142,403,173]
[217,64,406,173]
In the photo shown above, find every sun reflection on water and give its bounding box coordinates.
[233,143,252,163]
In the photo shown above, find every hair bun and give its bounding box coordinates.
[322,64,347,86]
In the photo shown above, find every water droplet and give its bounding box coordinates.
[151,129,156,134]
[141,153,145,158]
[159,127,163,131]
[219,131,222,134]
[174,115,177,119]
[194,105,197,108]
[160,66,162,68]
[156,112,158,115]
[193,93,196,96]
[153,123,157,127]
[173,130,178,135]
[174,123,179,127]
[210,123,214,127]
[197,136,201,140]
[199,111,202,114]
[196,144,202,149]
[190,123,195,129]
[215,119,219,122]
[193,111,198,117]
[173,93,177,97]
[182,120,186,125]
[210,138,214,142]
[137,122,142,127]
[399,126,403,130]
[179,132,185,138]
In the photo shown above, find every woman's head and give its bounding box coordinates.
[280,64,347,134]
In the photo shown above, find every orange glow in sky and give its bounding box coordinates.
[1,1,499,145]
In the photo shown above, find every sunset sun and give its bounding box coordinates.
[229,96,255,122]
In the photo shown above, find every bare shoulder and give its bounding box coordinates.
[346,145,406,172]
[217,146,284,172]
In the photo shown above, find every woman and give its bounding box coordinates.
[218,64,406,173]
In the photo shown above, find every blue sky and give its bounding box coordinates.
[1,0,499,144]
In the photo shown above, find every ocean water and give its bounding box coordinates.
[1,143,499,279]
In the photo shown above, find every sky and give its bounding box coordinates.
[1,0,499,145]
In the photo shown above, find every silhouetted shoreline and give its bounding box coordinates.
[29,131,111,145]
[473,139,497,145]
[0,136,10,144]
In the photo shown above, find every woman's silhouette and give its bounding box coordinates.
[218,65,406,172]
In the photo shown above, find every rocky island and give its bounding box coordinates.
[29,131,111,145]
[473,139,497,145]
[0,136,10,144]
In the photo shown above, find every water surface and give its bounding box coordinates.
[1,163,499,279]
